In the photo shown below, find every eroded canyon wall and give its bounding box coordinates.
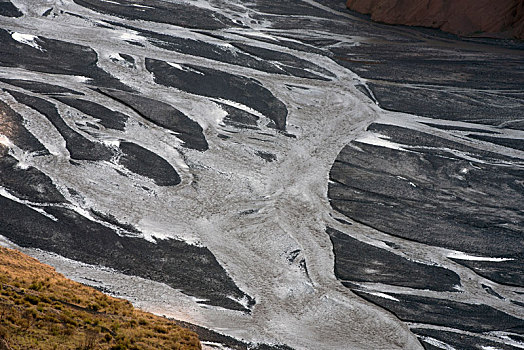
[346,0,524,39]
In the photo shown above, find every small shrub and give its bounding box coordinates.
[111,322,120,332]
[49,325,60,336]
[80,329,99,350]
[29,281,43,291]
[24,295,39,305]
[88,303,99,312]
[0,324,8,338]
[153,325,167,334]
[39,295,51,304]
[62,325,75,336]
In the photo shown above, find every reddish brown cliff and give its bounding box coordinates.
[346,0,524,39]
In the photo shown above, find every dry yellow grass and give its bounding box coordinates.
[0,246,201,350]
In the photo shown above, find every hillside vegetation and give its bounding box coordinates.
[0,246,201,350]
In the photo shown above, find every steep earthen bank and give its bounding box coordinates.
[0,246,201,350]
[346,0,524,39]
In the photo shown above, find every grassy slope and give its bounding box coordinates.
[0,246,201,350]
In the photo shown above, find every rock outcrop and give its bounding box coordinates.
[346,0,524,39]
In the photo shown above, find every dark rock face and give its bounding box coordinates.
[327,227,461,291]
[230,43,334,80]
[330,40,524,132]
[97,89,208,151]
[413,328,519,350]
[449,257,524,287]
[107,23,285,76]
[363,82,524,130]
[0,100,48,153]
[0,29,129,91]
[219,103,259,130]
[73,0,239,30]
[118,142,181,186]
[0,150,65,203]
[241,0,336,17]
[254,150,276,162]
[329,124,524,257]
[346,0,524,39]
[0,79,84,96]
[0,196,252,311]
[328,117,523,347]
[354,291,524,334]
[0,1,22,17]
[54,96,128,131]
[364,123,519,163]
[234,32,328,56]
[467,134,524,151]
[145,58,288,131]
[6,91,182,186]
[6,90,114,162]
[174,320,294,350]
